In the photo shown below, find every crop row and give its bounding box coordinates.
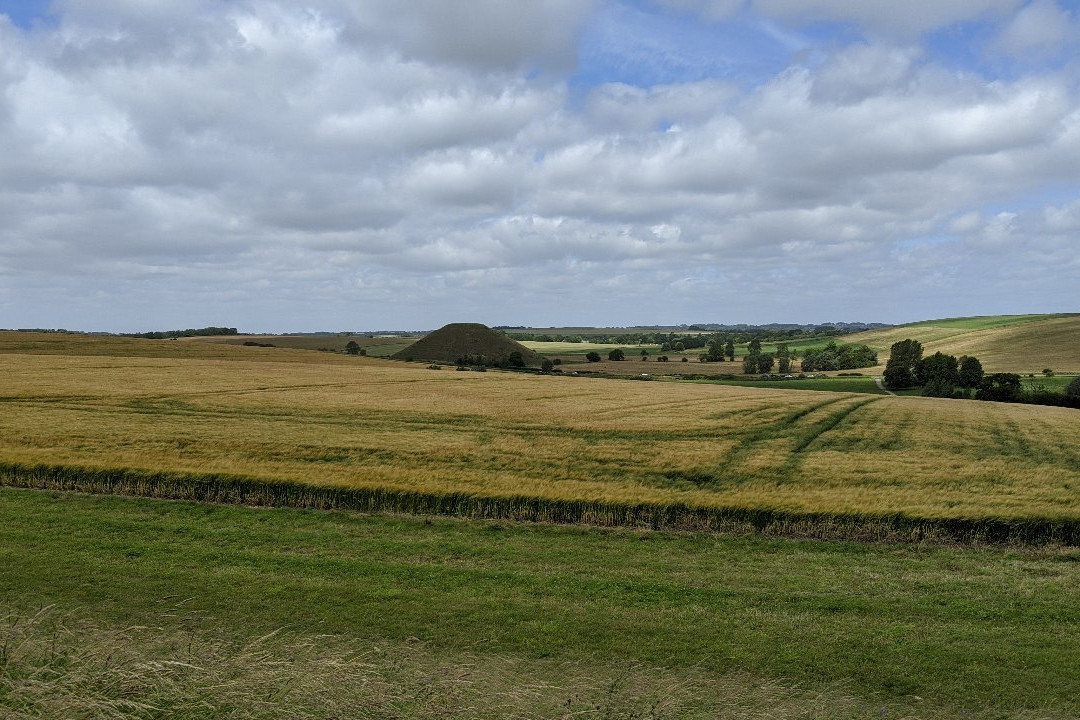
[3,461,1078,546]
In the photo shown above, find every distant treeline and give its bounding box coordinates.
[122,327,238,339]
[506,327,859,346]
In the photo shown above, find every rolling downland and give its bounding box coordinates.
[847,313,1080,373]
[1,331,1078,543]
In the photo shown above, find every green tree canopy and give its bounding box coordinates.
[915,352,959,387]
[883,339,923,389]
[958,356,984,389]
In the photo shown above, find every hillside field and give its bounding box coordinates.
[847,313,1080,373]
[3,331,1080,717]
[1,332,1078,530]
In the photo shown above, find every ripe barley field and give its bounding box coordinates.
[1,332,1078,539]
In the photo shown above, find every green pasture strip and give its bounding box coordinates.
[521,341,659,355]
[901,314,1060,330]
[359,342,413,357]
[2,461,1079,545]
[1,487,1078,717]
[1021,374,1075,393]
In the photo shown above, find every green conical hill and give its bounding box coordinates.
[391,323,543,367]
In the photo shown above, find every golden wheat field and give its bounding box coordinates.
[2,332,1078,524]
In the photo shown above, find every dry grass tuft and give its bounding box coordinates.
[3,605,1038,720]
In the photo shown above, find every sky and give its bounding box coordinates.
[0,0,1078,332]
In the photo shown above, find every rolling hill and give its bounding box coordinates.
[846,314,1080,373]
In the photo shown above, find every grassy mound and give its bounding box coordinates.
[391,322,543,366]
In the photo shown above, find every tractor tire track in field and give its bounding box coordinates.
[664,395,863,489]
[789,397,882,455]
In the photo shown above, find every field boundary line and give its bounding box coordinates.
[2,462,1078,546]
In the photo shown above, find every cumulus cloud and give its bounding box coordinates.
[0,0,1077,330]
[990,0,1080,60]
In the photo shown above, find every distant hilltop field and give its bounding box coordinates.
[846,313,1080,374]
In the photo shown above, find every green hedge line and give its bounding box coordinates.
[2,461,1077,545]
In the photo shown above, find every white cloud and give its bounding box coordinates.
[1,1,1078,330]
[991,0,1080,60]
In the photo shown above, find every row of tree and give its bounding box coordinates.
[507,327,854,349]
[740,339,877,375]
[800,342,877,372]
[882,339,985,395]
[879,339,1080,408]
[123,326,238,339]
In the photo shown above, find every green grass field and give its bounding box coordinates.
[3,330,1080,717]
[521,340,659,355]
[901,314,1055,330]
[3,488,1079,719]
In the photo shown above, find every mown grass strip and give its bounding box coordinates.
[3,460,1078,545]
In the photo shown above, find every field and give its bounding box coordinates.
[521,340,659,355]
[847,314,1080,374]
[690,375,889,395]
[3,330,1080,717]
[2,332,1079,535]
[196,333,418,357]
[2,488,1079,718]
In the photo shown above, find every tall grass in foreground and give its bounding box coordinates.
[4,462,1078,544]
[4,605,1058,720]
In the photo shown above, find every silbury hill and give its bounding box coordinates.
[391,322,544,367]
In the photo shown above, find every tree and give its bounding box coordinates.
[608,348,625,361]
[506,351,525,367]
[915,352,959,388]
[1066,376,1080,398]
[776,343,790,373]
[958,356,983,388]
[540,358,554,372]
[742,353,774,374]
[748,337,762,355]
[882,339,923,389]
[344,340,361,356]
[585,351,601,362]
[976,373,1023,402]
